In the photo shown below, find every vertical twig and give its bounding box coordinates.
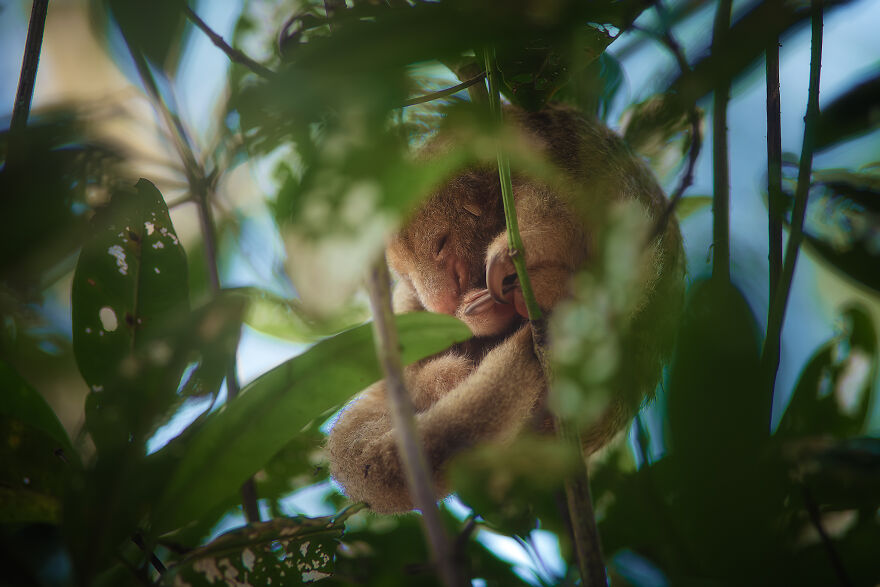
[557,420,608,587]
[765,0,784,420]
[761,0,824,416]
[482,47,543,325]
[766,8,783,304]
[483,47,606,586]
[10,0,49,133]
[366,256,462,587]
[711,0,732,283]
[126,45,261,524]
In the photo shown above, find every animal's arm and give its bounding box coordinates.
[326,325,544,513]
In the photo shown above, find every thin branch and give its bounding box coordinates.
[402,72,487,107]
[712,0,732,282]
[802,485,853,586]
[183,6,274,79]
[765,0,784,418]
[644,1,703,245]
[10,0,49,133]
[484,46,606,587]
[365,256,463,587]
[761,0,824,418]
[126,44,261,525]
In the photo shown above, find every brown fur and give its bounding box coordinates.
[326,104,684,513]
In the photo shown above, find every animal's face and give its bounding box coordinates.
[387,171,521,336]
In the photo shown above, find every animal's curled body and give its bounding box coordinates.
[326,104,685,513]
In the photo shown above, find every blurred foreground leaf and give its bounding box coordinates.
[151,312,471,533]
[0,117,119,290]
[665,278,780,580]
[449,435,578,537]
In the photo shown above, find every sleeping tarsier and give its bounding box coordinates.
[326,103,685,513]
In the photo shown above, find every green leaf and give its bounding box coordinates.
[0,360,76,460]
[162,509,362,586]
[151,312,471,533]
[71,179,189,451]
[665,279,782,578]
[777,305,876,438]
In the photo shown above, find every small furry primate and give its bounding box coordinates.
[327,104,684,513]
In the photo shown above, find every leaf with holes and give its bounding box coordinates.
[162,508,363,586]
[71,179,189,452]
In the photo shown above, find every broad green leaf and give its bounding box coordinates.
[152,312,471,533]
[665,279,781,579]
[667,279,766,457]
[777,305,876,438]
[0,361,75,460]
[71,179,189,451]
[162,508,363,586]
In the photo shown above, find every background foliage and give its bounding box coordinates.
[1,0,879,585]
